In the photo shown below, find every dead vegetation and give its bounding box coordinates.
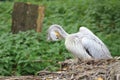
[1,59,120,80]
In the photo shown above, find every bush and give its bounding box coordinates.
[0,31,71,75]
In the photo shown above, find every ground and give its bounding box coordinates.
[1,58,120,80]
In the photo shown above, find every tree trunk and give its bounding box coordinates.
[11,2,44,33]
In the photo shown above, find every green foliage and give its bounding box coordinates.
[88,0,120,33]
[0,0,119,75]
[0,31,71,75]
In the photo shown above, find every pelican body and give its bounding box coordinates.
[47,24,112,60]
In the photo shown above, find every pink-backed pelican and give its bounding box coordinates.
[47,24,112,61]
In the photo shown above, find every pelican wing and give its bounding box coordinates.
[81,36,112,59]
[65,35,92,60]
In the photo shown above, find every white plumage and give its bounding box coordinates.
[47,24,112,60]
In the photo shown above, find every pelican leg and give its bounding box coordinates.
[83,59,95,65]
[69,57,80,71]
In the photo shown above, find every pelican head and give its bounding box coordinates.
[47,24,68,41]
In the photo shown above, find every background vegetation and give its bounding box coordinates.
[0,0,120,76]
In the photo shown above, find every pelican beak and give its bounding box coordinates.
[55,31,61,39]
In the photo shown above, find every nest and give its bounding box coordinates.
[37,59,120,80]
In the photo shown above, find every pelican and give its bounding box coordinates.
[47,24,112,61]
